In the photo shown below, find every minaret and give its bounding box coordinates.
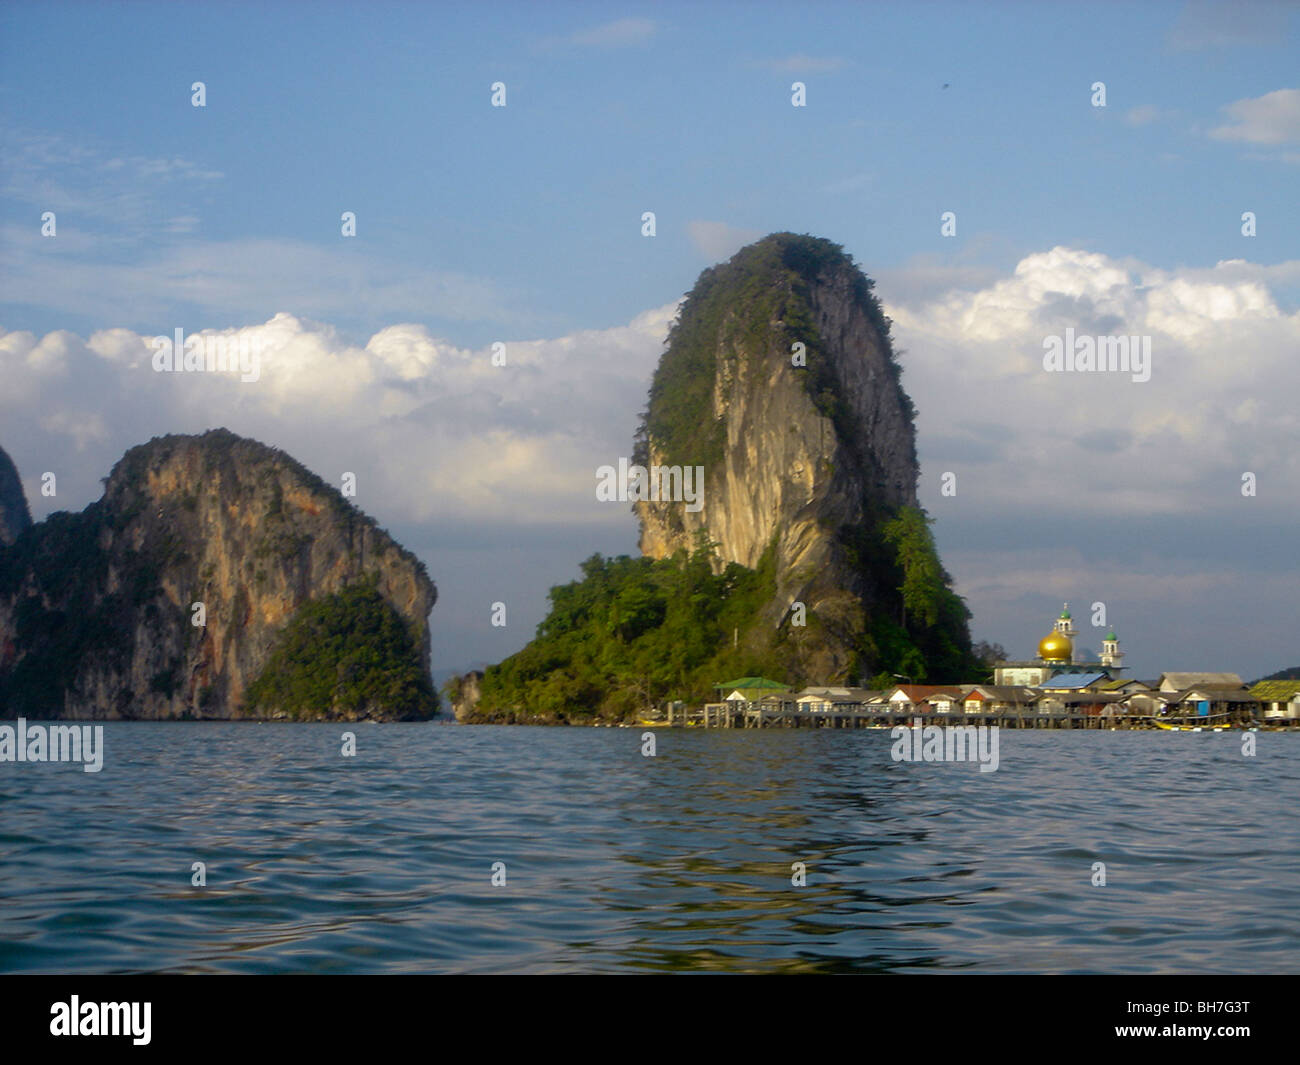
[1055,604,1077,663]
[1100,627,1125,673]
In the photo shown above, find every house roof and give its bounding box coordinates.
[1118,691,1170,705]
[1041,672,1109,689]
[1251,680,1300,701]
[918,690,966,704]
[890,685,962,701]
[1180,689,1260,704]
[1152,688,1259,705]
[1158,672,1244,691]
[798,687,880,702]
[962,684,1038,702]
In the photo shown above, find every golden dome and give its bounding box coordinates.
[1038,631,1073,662]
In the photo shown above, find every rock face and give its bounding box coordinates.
[0,429,436,720]
[446,670,483,723]
[0,446,32,547]
[635,233,967,682]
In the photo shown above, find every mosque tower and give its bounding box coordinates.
[1100,627,1125,672]
[1037,604,1076,665]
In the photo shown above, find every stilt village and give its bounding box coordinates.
[649,606,1300,731]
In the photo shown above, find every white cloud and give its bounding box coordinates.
[0,303,679,531]
[686,220,763,262]
[1210,88,1300,145]
[1124,104,1163,126]
[569,17,656,47]
[0,127,221,224]
[819,171,873,197]
[760,54,845,74]
[885,246,1300,523]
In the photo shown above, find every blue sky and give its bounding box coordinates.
[2,1,1298,681]
[5,1,1297,342]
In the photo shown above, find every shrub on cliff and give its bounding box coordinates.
[245,580,436,720]
[477,537,784,721]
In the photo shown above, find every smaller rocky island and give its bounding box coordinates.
[0,431,438,721]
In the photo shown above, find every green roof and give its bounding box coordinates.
[715,676,788,691]
[1250,680,1300,700]
[1105,630,1117,641]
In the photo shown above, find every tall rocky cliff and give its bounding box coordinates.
[475,234,974,721]
[0,446,32,547]
[635,233,970,683]
[0,429,437,720]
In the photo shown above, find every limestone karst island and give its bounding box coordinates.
[0,431,436,720]
[2,235,1294,728]
[450,234,1297,731]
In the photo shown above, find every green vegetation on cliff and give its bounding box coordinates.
[476,508,976,722]
[635,232,911,471]
[477,537,788,721]
[863,505,973,683]
[245,580,436,720]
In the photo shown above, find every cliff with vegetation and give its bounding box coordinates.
[472,233,974,723]
[0,446,31,547]
[0,429,437,720]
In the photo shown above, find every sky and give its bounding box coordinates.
[1,0,1297,683]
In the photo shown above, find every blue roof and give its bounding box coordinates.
[1042,672,1108,689]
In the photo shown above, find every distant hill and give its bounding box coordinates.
[1254,666,1300,683]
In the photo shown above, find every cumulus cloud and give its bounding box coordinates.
[1210,87,1300,145]
[0,304,685,670]
[4,246,1297,675]
[887,246,1299,515]
[884,246,1299,674]
[0,304,679,530]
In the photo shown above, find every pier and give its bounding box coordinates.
[660,701,1256,730]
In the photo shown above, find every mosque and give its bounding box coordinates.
[993,604,1125,687]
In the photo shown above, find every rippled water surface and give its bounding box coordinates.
[2,723,1297,973]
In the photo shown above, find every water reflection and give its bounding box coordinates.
[0,724,1297,973]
